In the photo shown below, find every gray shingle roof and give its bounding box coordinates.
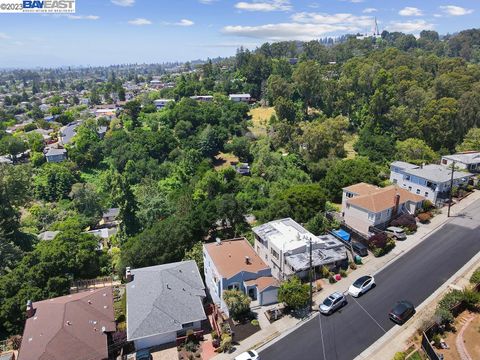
[403,164,473,183]
[126,261,206,341]
[442,152,480,165]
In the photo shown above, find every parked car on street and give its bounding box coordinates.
[352,241,368,257]
[235,350,259,360]
[319,292,347,315]
[385,226,407,240]
[348,275,375,297]
[389,300,415,324]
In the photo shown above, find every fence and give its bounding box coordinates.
[421,331,441,360]
[70,276,117,293]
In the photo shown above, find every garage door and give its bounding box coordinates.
[134,332,176,350]
[260,288,278,306]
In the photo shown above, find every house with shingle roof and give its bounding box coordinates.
[126,261,206,351]
[203,238,279,314]
[341,183,425,236]
[17,287,116,360]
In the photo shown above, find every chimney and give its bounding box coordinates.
[26,300,35,319]
[393,193,400,216]
[245,256,251,265]
[125,267,133,283]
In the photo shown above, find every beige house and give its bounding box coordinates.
[342,183,425,236]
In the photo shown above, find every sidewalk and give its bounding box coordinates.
[212,191,480,360]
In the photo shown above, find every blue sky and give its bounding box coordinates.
[0,0,479,67]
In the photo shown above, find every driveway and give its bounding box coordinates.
[260,199,480,360]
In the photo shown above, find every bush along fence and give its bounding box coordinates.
[421,279,480,360]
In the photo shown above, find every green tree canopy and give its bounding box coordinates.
[278,276,309,310]
[395,138,437,165]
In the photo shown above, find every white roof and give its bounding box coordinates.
[253,218,324,252]
[442,152,480,165]
[229,93,251,98]
[154,98,175,103]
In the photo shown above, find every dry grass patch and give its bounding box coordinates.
[344,134,358,159]
[214,152,239,171]
[249,107,274,137]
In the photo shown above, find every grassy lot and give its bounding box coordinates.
[214,152,239,171]
[344,134,358,159]
[248,107,274,138]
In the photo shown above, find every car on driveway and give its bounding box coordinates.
[319,292,347,315]
[389,300,415,324]
[235,350,259,360]
[386,226,407,240]
[348,275,375,297]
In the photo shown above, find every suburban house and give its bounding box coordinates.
[100,208,120,225]
[153,99,175,109]
[45,148,67,163]
[17,287,116,360]
[252,218,348,281]
[126,261,206,351]
[85,227,118,250]
[341,183,425,236]
[232,162,251,176]
[38,231,60,241]
[228,94,251,103]
[203,238,279,315]
[441,152,480,173]
[390,161,474,205]
[190,95,214,102]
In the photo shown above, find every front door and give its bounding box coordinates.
[248,288,256,300]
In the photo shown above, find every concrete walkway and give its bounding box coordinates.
[212,190,480,360]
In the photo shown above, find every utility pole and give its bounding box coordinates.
[448,161,455,217]
[309,236,313,312]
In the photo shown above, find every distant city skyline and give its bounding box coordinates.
[0,0,479,68]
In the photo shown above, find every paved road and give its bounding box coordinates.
[260,200,480,360]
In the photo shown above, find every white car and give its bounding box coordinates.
[348,275,375,297]
[386,226,407,240]
[235,350,259,360]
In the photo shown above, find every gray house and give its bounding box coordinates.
[126,261,207,351]
[45,148,67,163]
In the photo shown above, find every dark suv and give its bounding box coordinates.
[389,300,415,324]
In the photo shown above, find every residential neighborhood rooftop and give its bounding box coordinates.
[442,151,480,164]
[401,163,473,183]
[244,276,279,292]
[204,238,269,279]
[347,185,425,213]
[18,287,115,360]
[343,182,380,196]
[126,261,206,341]
[45,148,67,157]
[37,231,60,241]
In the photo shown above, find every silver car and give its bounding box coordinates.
[386,226,407,240]
[319,292,347,315]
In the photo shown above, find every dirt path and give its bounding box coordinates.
[455,314,475,360]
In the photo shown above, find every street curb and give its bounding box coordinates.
[354,250,480,360]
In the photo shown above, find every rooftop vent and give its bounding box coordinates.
[216,237,222,245]
[245,256,251,265]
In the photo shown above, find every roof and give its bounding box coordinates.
[244,276,279,292]
[403,164,473,183]
[102,208,120,218]
[45,148,67,157]
[229,94,251,98]
[203,238,269,279]
[126,261,206,341]
[391,161,422,170]
[0,353,14,360]
[38,231,60,241]
[347,185,425,213]
[442,152,480,165]
[252,218,324,253]
[18,287,115,360]
[343,182,379,196]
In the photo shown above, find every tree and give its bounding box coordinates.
[223,290,251,320]
[395,138,437,165]
[274,97,297,124]
[110,171,140,238]
[123,100,142,128]
[69,183,102,220]
[457,128,480,152]
[266,75,292,105]
[34,163,77,202]
[224,136,252,162]
[0,136,26,162]
[323,157,380,202]
[278,276,309,310]
[183,242,204,276]
[293,60,324,111]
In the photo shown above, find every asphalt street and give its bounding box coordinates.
[260,199,480,360]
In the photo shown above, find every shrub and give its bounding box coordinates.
[339,269,348,278]
[393,352,406,360]
[435,307,454,325]
[278,276,310,310]
[349,262,357,270]
[369,233,388,249]
[328,275,336,284]
[422,200,434,211]
[432,334,442,348]
[251,319,259,326]
[219,334,232,353]
[370,240,396,257]
[417,212,432,224]
[185,341,198,353]
[223,290,251,320]
[470,267,480,285]
[321,265,331,278]
[391,214,417,232]
[461,289,480,310]
[466,185,474,192]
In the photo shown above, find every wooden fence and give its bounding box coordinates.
[70,276,118,293]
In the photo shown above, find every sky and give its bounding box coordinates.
[0,0,479,68]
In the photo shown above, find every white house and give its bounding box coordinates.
[341,183,425,236]
[190,95,214,102]
[252,218,347,281]
[441,152,480,173]
[126,261,206,351]
[203,238,278,315]
[228,94,251,103]
[153,99,175,109]
[390,161,474,206]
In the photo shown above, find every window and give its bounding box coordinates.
[182,322,194,329]
[346,192,353,198]
[442,159,447,165]
[425,192,429,197]
[405,175,411,181]
[408,186,412,191]
[271,248,279,260]
[416,189,421,195]
[227,283,240,291]
[368,213,375,221]
[386,209,391,216]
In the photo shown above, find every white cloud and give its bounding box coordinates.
[0,32,10,40]
[363,8,377,14]
[387,19,434,33]
[128,18,152,26]
[199,0,217,3]
[111,0,134,6]
[399,7,423,16]
[292,12,373,28]
[67,15,100,20]
[176,19,195,26]
[440,5,473,16]
[235,0,291,12]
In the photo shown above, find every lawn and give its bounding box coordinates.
[344,134,358,159]
[214,152,239,171]
[248,107,274,138]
